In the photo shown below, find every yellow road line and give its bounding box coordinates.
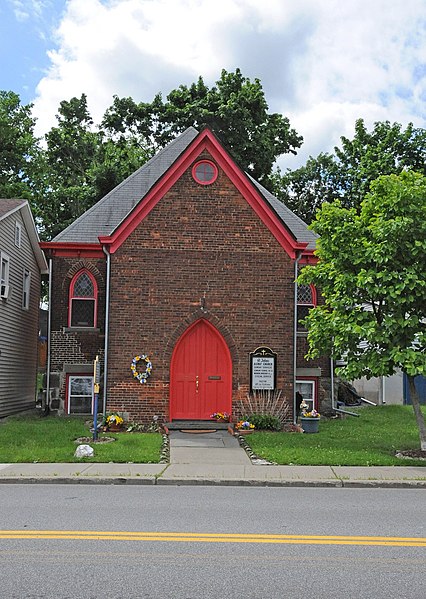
[0,531,425,547]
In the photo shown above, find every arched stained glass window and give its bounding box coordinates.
[69,270,97,327]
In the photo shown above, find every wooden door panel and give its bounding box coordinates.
[170,320,231,420]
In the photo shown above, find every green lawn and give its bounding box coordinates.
[0,413,163,463]
[246,405,426,466]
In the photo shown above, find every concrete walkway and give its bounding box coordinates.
[0,430,425,487]
[169,430,251,465]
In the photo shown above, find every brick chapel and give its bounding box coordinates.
[41,127,329,423]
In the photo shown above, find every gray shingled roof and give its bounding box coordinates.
[0,199,26,220]
[54,127,199,242]
[248,176,318,250]
[53,126,317,250]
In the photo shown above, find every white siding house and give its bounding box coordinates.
[0,199,48,417]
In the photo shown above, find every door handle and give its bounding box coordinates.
[195,375,199,392]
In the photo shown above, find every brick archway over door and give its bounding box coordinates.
[170,319,232,420]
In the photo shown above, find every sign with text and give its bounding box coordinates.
[250,347,277,391]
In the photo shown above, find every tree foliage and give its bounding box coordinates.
[0,90,40,199]
[102,68,302,186]
[277,119,426,223]
[299,171,426,449]
[33,94,151,239]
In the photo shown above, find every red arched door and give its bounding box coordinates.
[170,319,232,420]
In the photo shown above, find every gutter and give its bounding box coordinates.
[102,246,111,418]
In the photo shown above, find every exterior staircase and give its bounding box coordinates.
[164,420,231,431]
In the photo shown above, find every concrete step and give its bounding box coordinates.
[165,420,231,431]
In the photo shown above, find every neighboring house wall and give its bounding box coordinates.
[352,372,404,405]
[403,374,426,405]
[0,202,46,417]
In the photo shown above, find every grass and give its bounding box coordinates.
[246,405,426,467]
[0,413,163,463]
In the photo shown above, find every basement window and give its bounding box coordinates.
[67,375,94,414]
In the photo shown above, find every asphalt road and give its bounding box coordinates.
[0,485,425,598]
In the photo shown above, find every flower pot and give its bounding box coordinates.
[301,417,320,433]
[236,429,254,435]
[108,424,123,432]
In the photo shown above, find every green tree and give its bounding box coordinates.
[36,95,150,239]
[0,90,40,199]
[102,68,302,186]
[277,119,426,223]
[299,171,426,450]
[272,153,344,224]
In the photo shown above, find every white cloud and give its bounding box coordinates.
[8,0,49,21]
[32,0,426,167]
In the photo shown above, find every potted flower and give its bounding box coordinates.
[300,406,320,433]
[235,420,255,435]
[210,412,230,422]
[104,412,124,432]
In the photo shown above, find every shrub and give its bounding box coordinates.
[245,413,282,431]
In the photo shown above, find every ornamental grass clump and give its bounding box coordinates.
[238,389,291,430]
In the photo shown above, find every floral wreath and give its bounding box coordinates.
[131,354,152,384]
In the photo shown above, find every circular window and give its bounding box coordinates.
[192,160,218,185]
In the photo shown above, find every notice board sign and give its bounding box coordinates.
[250,346,277,391]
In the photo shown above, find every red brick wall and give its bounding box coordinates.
[48,153,327,422]
[106,152,297,422]
[49,257,106,408]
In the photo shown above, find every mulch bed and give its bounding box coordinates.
[395,449,426,461]
[75,436,116,444]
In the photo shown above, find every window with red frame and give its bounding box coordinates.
[192,160,218,185]
[297,284,316,331]
[296,379,317,411]
[69,270,97,327]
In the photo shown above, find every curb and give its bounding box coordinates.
[1,476,425,488]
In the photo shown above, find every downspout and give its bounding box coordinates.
[102,246,111,418]
[45,257,53,413]
[293,251,302,425]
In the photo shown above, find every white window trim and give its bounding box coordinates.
[1,252,10,299]
[22,268,31,310]
[296,379,316,411]
[67,375,94,415]
[15,222,22,248]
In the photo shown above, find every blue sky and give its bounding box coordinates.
[0,1,65,104]
[1,0,425,169]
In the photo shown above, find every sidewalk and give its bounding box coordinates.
[0,430,425,488]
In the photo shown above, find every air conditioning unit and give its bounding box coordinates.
[0,284,10,299]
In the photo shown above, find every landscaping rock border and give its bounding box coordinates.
[235,432,275,465]
[160,433,170,463]
[75,436,116,444]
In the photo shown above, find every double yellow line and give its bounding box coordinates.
[1,531,426,547]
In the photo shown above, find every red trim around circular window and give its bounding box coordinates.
[192,160,218,185]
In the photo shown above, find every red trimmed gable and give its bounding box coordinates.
[99,128,310,259]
